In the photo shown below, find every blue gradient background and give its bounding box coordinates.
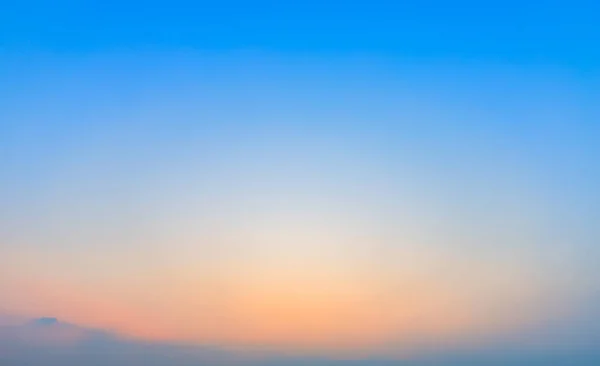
[1,1,600,364]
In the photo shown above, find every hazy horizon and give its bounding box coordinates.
[2,1,600,365]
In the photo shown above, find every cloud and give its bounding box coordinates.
[0,316,241,366]
[1,316,600,366]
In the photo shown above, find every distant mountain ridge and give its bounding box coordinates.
[0,316,116,349]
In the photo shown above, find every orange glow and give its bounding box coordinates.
[0,246,556,357]
[0,270,483,355]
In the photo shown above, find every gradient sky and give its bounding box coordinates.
[1,0,600,363]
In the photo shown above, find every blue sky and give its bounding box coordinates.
[1,1,599,66]
[1,1,600,364]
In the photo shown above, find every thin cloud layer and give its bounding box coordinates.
[1,316,600,366]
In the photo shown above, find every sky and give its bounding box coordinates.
[1,1,600,365]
